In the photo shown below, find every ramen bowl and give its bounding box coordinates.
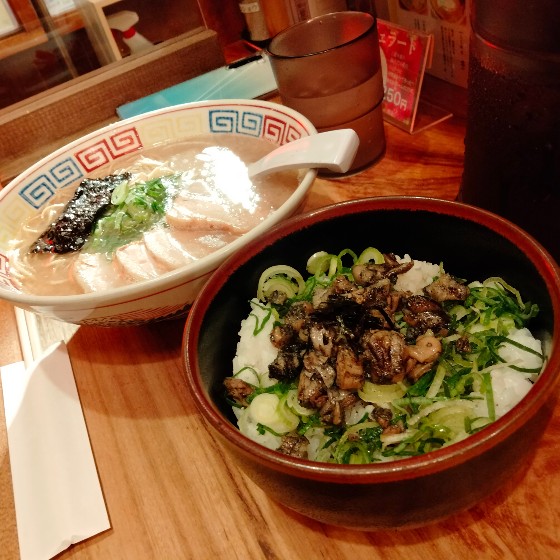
[183,197,560,530]
[0,99,318,326]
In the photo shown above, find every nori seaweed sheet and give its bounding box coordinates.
[29,172,131,254]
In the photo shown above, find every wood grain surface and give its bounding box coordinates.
[1,107,558,560]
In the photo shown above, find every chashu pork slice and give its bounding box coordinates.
[74,252,130,293]
[143,227,196,271]
[166,191,264,234]
[169,228,238,260]
[114,240,169,282]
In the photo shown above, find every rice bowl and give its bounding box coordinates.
[183,196,560,529]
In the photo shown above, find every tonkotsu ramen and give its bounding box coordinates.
[7,134,299,296]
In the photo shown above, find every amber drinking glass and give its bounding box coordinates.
[267,11,386,174]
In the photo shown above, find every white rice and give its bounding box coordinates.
[497,327,543,380]
[489,367,533,417]
[231,259,544,454]
[488,327,543,417]
[232,299,278,387]
[394,254,441,294]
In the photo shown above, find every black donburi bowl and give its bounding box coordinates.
[183,197,560,530]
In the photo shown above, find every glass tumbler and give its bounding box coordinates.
[266,10,386,174]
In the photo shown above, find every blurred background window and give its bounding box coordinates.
[0,0,242,111]
[43,0,76,16]
[44,0,76,16]
[0,1,20,36]
[1,0,100,110]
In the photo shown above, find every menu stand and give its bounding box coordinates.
[378,19,453,134]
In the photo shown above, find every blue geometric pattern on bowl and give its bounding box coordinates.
[208,108,305,146]
[18,157,84,208]
[209,109,263,137]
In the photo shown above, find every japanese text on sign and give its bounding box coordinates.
[378,20,433,131]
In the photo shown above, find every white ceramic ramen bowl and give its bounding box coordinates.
[0,99,318,326]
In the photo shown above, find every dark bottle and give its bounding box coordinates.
[459,0,560,264]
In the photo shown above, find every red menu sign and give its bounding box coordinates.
[377,19,434,132]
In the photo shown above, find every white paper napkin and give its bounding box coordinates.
[1,342,110,560]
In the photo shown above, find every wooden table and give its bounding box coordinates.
[1,108,558,560]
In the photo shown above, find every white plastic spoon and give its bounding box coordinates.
[247,128,360,178]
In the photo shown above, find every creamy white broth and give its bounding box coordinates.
[9,134,299,296]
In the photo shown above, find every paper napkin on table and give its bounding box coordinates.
[1,342,110,560]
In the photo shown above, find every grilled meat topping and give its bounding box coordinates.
[424,273,470,302]
[335,344,364,390]
[360,329,407,384]
[278,434,309,458]
[352,254,414,286]
[402,295,450,337]
[224,377,255,407]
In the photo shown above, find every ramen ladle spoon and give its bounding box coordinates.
[247,128,360,178]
